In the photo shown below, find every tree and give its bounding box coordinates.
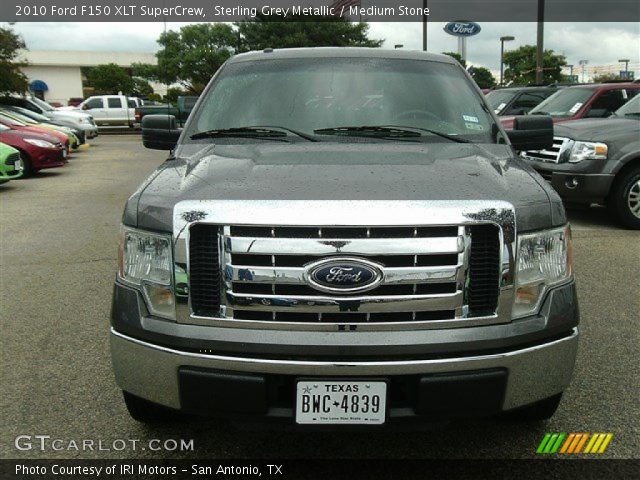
[236,14,382,51]
[85,63,134,94]
[131,78,153,97]
[164,87,186,104]
[592,73,621,83]
[441,52,466,68]
[134,23,236,94]
[503,45,566,86]
[467,66,496,89]
[0,27,28,95]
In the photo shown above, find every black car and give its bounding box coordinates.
[521,95,640,228]
[486,86,561,116]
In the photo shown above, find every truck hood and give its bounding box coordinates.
[554,117,640,142]
[128,142,564,232]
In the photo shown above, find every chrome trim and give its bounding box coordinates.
[111,327,578,411]
[228,264,461,285]
[227,291,463,313]
[172,200,517,331]
[521,136,572,164]
[226,236,463,256]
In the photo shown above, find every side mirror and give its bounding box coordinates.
[81,104,89,110]
[142,114,181,150]
[507,115,553,151]
[584,108,608,118]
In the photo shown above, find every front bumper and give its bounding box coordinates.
[111,327,578,422]
[533,168,614,204]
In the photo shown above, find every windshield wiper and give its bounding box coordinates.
[530,111,550,116]
[314,125,471,143]
[190,126,318,142]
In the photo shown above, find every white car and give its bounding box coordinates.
[75,95,142,128]
[0,95,99,139]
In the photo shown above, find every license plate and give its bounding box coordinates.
[62,150,67,158]
[14,159,22,171]
[296,380,386,425]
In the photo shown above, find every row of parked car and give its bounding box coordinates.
[485,82,640,228]
[0,95,99,183]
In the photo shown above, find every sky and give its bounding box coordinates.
[9,21,640,77]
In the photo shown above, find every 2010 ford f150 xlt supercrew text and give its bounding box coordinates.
[111,48,579,427]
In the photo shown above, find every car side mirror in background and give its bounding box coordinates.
[81,104,88,110]
[142,114,181,150]
[507,115,553,151]
[584,108,608,118]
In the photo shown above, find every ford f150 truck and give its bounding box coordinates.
[111,48,579,427]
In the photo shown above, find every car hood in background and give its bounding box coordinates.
[128,142,564,232]
[554,117,640,142]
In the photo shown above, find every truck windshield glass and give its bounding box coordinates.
[529,88,595,118]
[485,90,517,114]
[614,95,640,117]
[188,58,496,143]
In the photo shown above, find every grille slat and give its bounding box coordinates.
[188,224,501,324]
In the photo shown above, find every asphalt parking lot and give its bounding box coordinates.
[1,135,638,460]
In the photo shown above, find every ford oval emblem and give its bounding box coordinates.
[305,257,384,294]
[443,21,481,37]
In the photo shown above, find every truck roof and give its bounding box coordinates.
[228,47,458,65]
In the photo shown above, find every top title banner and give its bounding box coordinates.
[5,0,639,22]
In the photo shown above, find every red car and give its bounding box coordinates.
[0,115,70,154]
[0,123,67,175]
[500,82,640,129]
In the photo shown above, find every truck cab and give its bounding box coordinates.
[112,48,579,427]
[79,95,141,127]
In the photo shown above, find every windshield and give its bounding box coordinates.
[614,95,640,117]
[485,90,518,114]
[187,57,497,143]
[30,96,54,112]
[529,87,595,118]
[12,107,49,122]
[2,111,36,125]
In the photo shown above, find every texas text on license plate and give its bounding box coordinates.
[295,380,387,425]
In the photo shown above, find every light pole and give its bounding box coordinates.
[579,60,589,83]
[500,36,515,86]
[566,64,574,78]
[619,59,630,79]
[535,0,545,85]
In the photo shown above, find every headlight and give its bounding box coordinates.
[513,225,573,318]
[117,226,175,320]
[24,138,55,149]
[569,141,607,163]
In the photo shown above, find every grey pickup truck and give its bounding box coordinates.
[111,48,579,427]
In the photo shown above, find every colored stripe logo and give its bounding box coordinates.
[537,433,613,454]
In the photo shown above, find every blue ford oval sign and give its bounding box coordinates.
[444,21,481,37]
[305,258,383,294]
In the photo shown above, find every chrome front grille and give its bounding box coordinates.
[173,200,516,331]
[521,136,571,163]
[187,223,501,327]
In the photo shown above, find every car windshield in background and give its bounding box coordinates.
[529,88,596,118]
[188,57,497,144]
[485,90,517,114]
[614,95,640,117]
[30,96,55,112]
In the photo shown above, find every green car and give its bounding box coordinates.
[0,142,23,183]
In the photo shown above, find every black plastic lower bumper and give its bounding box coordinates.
[178,367,508,422]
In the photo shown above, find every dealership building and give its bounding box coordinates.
[18,50,166,106]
